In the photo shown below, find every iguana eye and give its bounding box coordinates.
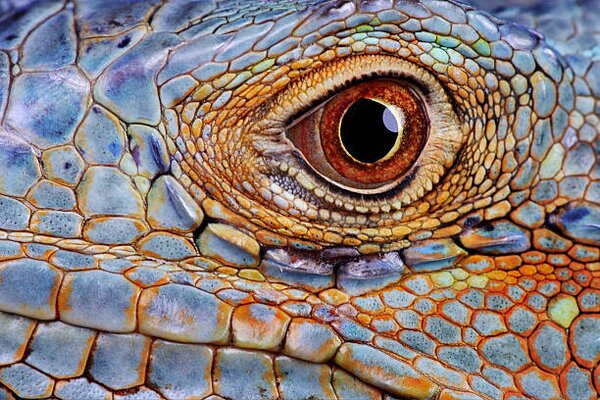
[287,79,429,193]
[256,55,463,212]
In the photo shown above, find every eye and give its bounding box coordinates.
[286,79,429,193]
[254,55,464,214]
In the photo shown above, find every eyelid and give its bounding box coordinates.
[277,59,437,132]
[258,55,458,140]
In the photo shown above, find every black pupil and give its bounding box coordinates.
[339,98,399,163]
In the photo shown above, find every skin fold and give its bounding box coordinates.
[0,0,598,399]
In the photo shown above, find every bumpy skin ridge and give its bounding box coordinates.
[0,1,598,399]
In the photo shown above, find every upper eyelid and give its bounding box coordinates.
[260,55,452,131]
[283,70,435,130]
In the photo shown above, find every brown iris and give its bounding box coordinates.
[287,79,429,191]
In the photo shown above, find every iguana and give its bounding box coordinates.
[0,0,598,399]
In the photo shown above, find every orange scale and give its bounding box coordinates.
[519,264,537,276]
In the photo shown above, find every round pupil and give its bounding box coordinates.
[339,98,399,163]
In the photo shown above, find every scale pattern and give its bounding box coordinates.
[0,0,598,399]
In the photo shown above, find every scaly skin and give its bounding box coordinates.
[0,0,598,399]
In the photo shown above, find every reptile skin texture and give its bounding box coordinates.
[0,0,598,399]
